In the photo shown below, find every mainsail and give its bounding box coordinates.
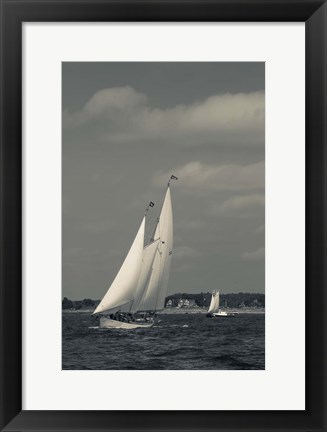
[138,187,173,311]
[208,290,220,314]
[94,183,174,316]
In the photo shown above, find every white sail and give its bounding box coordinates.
[93,218,145,314]
[208,293,216,314]
[139,187,173,311]
[138,249,161,311]
[208,290,220,314]
[155,187,173,310]
[214,291,220,312]
[130,239,159,313]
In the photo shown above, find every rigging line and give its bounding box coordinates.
[150,217,159,243]
[144,237,160,249]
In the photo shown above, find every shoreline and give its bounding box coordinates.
[62,307,265,315]
[158,308,265,315]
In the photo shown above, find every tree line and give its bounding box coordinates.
[62,297,99,310]
[165,292,265,308]
[62,292,265,310]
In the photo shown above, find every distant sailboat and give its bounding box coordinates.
[206,290,220,317]
[206,290,236,318]
[93,176,177,329]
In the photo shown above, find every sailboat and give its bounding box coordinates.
[206,290,220,317]
[92,176,177,329]
[206,290,236,318]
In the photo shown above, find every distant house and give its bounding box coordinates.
[176,298,196,308]
[166,299,173,308]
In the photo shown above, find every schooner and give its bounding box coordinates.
[93,176,177,329]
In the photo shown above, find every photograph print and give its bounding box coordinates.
[62,62,265,370]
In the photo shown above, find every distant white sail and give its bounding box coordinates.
[139,187,173,311]
[208,290,220,314]
[208,294,216,314]
[93,218,145,314]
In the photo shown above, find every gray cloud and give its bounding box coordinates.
[155,161,264,193]
[64,86,264,147]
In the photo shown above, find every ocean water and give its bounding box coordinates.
[62,312,265,370]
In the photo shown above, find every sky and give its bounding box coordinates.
[62,62,265,300]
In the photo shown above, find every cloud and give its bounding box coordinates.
[242,247,265,261]
[63,86,146,129]
[63,86,264,146]
[155,161,264,193]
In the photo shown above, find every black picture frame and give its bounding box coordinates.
[0,1,326,431]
